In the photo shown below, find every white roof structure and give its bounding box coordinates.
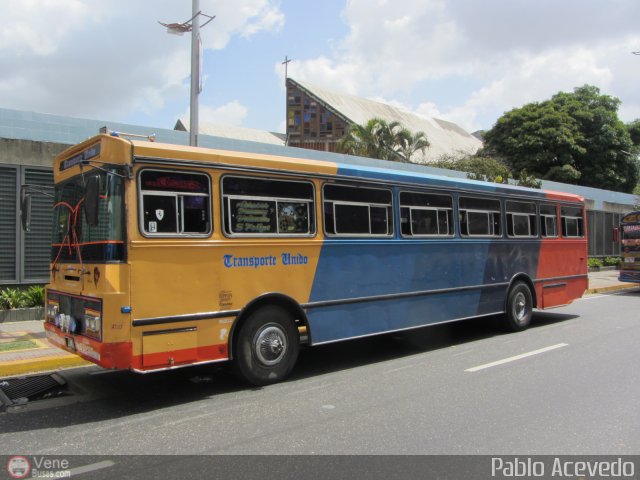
[290,78,482,163]
[175,118,285,146]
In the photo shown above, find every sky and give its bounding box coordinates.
[1,0,640,136]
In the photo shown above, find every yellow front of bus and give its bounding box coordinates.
[44,136,133,370]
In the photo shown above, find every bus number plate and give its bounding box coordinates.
[625,257,634,263]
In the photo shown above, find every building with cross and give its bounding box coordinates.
[284,78,482,163]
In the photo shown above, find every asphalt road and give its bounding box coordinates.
[1,289,639,458]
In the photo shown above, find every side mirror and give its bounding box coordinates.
[20,191,32,232]
[84,175,101,227]
[613,227,619,243]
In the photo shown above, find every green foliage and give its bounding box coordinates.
[626,119,640,147]
[434,155,510,183]
[0,288,28,310]
[337,118,429,163]
[587,258,603,269]
[432,154,541,188]
[23,285,45,308]
[513,169,542,189]
[602,256,621,267]
[0,285,44,310]
[483,85,639,193]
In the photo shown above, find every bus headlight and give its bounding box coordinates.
[84,309,102,339]
[46,303,59,323]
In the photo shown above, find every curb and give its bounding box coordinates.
[586,283,639,295]
[0,307,44,323]
[0,355,91,378]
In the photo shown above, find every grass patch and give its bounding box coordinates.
[0,339,38,352]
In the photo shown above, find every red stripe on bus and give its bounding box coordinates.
[130,345,228,371]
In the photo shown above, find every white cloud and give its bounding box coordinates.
[199,101,248,126]
[240,4,285,38]
[415,102,442,119]
[438,41,631,131]
[0,0,95,55]
[290,0,640,132]
[0,0,283,121]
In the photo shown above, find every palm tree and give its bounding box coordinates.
[396,129,430,163]
[336,118,383,159]
[337,118,429,163]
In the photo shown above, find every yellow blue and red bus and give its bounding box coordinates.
[28,133,588,385]
[618,211,640,283]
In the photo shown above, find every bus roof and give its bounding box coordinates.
[58,134,585,204]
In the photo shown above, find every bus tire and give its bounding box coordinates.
[503,281,533,332]
[233,305,299,386]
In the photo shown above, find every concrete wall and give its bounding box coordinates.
[0,138,69,168]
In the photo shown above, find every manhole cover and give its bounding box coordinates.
[0,373,67,411]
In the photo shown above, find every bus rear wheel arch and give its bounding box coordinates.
[503,281,533,332]
[232,305,300,386]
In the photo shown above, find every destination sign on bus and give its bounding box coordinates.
[59,143,101,171]
[142,171,208,193]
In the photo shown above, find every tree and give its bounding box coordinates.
[337,118,429,163]
[483,85,638,193]
[627,119,640,147]
[395,128,430,163]
[432,154,541,188]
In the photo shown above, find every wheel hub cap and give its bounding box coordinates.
[514,292,527,322]
[254,325,287,366]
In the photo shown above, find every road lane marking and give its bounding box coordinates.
[579,292,630,301]
[452,348,476,357]
[68,460,115,476]
[465,343,569,372]
[385,364,417,374]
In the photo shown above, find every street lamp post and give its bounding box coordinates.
[159,1,215,147]
[190,0,201,147]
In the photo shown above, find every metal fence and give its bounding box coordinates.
[587,210,623,258]
[0,164,52,285]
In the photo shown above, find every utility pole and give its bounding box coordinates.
[190,0,201,147]
[159,2,215,147]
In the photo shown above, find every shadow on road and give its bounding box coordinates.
[0,310,578,434]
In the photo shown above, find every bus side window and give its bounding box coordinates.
[506,201,537,238]
[221,175,315,237]
[561,205,584,238]
[399,191,453,237]
[323,184,393,237]
[540,204,558,238]
[139,170,211,236]
[458,196,501,237]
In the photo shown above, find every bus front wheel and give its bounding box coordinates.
[503,282,533,332]
[233,305,299,386]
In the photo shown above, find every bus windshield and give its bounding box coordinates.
[52,170,125,263]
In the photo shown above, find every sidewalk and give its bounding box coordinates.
[0,321,90,378]
[0,270,637,379]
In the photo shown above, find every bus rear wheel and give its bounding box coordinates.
[503,281,533,332]
[233,305,299,386]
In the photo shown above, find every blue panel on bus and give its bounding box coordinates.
[307,239,496,344]
[305,165,548,345]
